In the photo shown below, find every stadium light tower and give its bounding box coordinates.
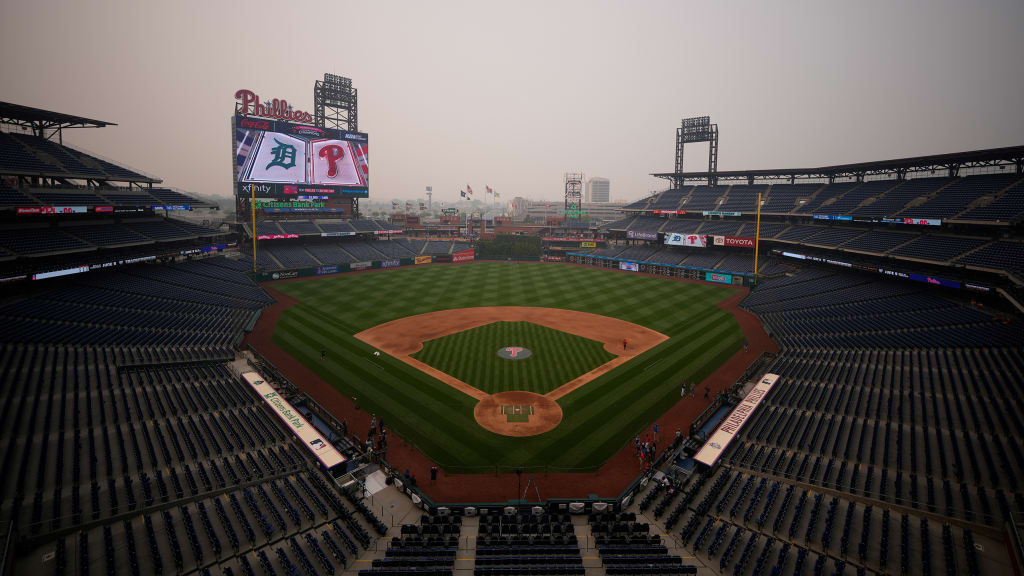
[675,116,719,187]
[564,173,584,226]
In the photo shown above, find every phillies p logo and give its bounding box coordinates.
[319,145,346,177]
[505,347,524,357]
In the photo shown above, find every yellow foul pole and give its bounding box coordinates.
[251,185,257,273]
[754,192,762,282]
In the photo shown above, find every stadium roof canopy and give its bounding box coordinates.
[0,101,116,133]
[653,145,1024,184]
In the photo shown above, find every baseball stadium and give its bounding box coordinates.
[2,5,1024,576]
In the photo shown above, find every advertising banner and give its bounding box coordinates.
[909,273,961,289]
[580,241,597,248]
[452,248,475,263]
[320,231,356,237]
[415,255,432,265]
[694,373,780,467]
[626,230,659,241]
[665,233,707,247]
[32,266,91,280]
[154,205,191,211]
[724,236,755,248]
[374,229,403,235]
[705,272,732,284]
[434,254,453,263]
[652,210,686,215]
[18,206,89,215]
[813,214,853,222]
[316,265,340,276]
[256,233,300,240]
[881,217,942,226]
[242,371,346,469]
[381,259,402,268]
[350,261,371,270]
[619,261,640,272]
[702,211,741,217]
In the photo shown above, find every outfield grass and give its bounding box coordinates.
[271,261,744,472]
[412,321,615,395]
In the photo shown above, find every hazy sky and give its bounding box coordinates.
[2,0,1022,204]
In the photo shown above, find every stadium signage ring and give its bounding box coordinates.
[235,89,314,123]
[497,346,532,360]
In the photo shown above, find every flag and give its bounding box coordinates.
[486,185,493,195]
[494,192,500,198]
[460,190,466,198]
[467,185,473,196]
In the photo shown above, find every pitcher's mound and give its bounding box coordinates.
[474,391,562,437]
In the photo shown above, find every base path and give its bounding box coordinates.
[246,263,777,502]
[354,306,668,435]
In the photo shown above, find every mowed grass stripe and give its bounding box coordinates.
[271,262,747,470]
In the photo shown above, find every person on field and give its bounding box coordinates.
[622,338,627,351]
[321,347,326,360]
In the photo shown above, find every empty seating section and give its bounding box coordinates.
[351,219,382,232]
[305,243,357,264]
[841,230,918,253]
[956,240,1024,279]
[342,241,385,260]
[719,185,767,212]
[802,227,865,247]
[761,184,820,213]
[958,177,1024,221]
[0,133,149,180]
[660,219,702,234]
[2,353,376,575]
[715,253,753,273]
[0,227,92,255]
[361,514,461,576]
[31,189,109,205]
[0,132,60,173]
[148,188,197,204]
[9,133,106,177]
[64,224,151,246]
[682,187,726,212]
[125,219,201,241]
[774,225,823,242]
[0,257,269,355]
[0,187,36,205]
[889,235,988,262]
[473,512,581,576]
[264,244,319,269]
[628,217,665,233]
[318,220,356,233]
[103,193,160,206]
[277,220,321,235]
[617,246,658,261]
[901,174,1021,219]
[651,189,689,210]
[793,182,859,214]
[660,266,1024,575]
[374,240,418,258]
[679,251,724,270]
[697,220,742,236]
[422,241,452,255]
[818,180,895,215]
[591,512,693,574]
[853,177,951,217]
[254,221,283,236]
[604,217,635,231]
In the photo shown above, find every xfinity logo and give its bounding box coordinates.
[244,184,272,194]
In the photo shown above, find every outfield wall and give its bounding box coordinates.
[565,252,758,286]
[251,250,478,282]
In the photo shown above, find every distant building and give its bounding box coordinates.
[507,197,625,225]
[586,177,610,203]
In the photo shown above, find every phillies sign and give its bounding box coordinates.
[235,89,314,124]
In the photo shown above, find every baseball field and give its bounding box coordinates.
[270,261,744,472]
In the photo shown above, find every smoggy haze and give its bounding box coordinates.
[1,0,1022,204]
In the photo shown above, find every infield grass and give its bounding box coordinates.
[412,321,615,395]
[271,261,744,472]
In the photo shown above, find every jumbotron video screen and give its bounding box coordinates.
[234,114,368,216]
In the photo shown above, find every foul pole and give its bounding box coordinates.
[753,192,762,281]
[251,186,257,273]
